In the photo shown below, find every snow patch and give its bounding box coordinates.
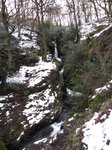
[68,117,74,122]
[91,80,112,99]
[7,57,56,87]
[76,128,80,134]
[6,111,10,117]
[80,20,111,40]
[82,111,112,150]
[0,94,13,101]
[93,24,112,37]
[23,88,56,126]
[13,27,39,49]
[0,103,4,109]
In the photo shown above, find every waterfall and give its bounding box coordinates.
[59,67,64,76]
[53,42,62,62]
[66,88,83,97]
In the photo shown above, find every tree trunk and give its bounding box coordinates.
[35,1,44,59]
[103,0,110,18]
[7,35,12,68]
[71,0,80,42]
[82,0,88,23]
[41,7,47,61]
[108,1,112,18]
[92,0,99,21]
[1,0,12,69]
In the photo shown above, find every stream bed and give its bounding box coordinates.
[20,41,69,150]
[21,111,69,150]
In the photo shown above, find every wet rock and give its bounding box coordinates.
[64,88,85,109]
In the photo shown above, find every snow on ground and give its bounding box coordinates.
[91,80,112,99]
[0,103,4,109]
[93,24,112,37]
[82,110,112,150]
[0,94,13,101]
[32,121,64,146]
[68,117,74,122]
[80,20,112,40]
[6,57,56,87]
[12,27,39,49]
[23,88,57,126]
[0,94,13,110]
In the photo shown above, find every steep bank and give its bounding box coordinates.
[46,21,112,150]
[0,27,64,150]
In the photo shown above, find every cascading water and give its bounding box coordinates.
[53,41,62,62]
[59,67,64,76]
[66,88,83,97]
[21,42,68,150]
[53,41,64,76]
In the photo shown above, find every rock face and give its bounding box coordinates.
[0,57,63,149]
[63,88,85,110]
[0,27,63,149]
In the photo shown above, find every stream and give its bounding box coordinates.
[20,41,84,150]
[20,41,70,150]
[21,112,69,150]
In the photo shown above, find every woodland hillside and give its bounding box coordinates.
[0,0,112,150]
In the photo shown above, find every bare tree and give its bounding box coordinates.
[81,0,90,23]
[89,0,99,21]
[66,0,73,25]
[32,0,56,60]
[66,0,80,42]
[95,0,112,19]
[46,4,61,26]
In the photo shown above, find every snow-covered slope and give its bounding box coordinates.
[13,27,39,50]
[6,56,56,87]
[82,80,112,150]
[82,111,112,150]
[45,18,112,150]
[0,27,63,148]
[80,19,112,40]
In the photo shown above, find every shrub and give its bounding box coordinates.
[45,21,65,54]
[7,83,22,91]
[89,97,100,112]
[29,51,38,63]
[89,93,106,112]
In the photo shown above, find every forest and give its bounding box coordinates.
[0,0,112,150]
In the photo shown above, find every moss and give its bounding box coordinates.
[67,133,76,150]
[90,100,99,112]
[7,83,22,91]
[89,93,106,112]
[0,140,7,150]
[18,116,23,123]
[66,126,81,150]
[23,90,29,98]
[85,111,94,122]
[75,112,85,119]
[10,125,17,134]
